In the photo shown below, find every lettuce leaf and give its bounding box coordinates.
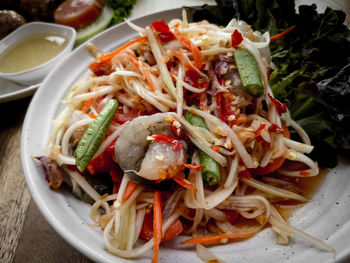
[105,0,137,25]
[189,0,350,167]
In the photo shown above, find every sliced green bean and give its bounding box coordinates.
[185,105,221,185]
[234,48,264,98]
[199,151,221,185]
[185,105,208,129]
[74,99,118,172]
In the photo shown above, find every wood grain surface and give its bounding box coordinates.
[0,1,348,263]
[0,98,31,262]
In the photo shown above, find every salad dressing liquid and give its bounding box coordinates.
[277,169,329,219]
[0,33,67,73]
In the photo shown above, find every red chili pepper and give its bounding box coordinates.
[183,70,207,107]
[151,20,170,33]
[256,135,271,147]
[158,32,175,42]
[231,29,243,48]
[184,70,200,87]
[183,163,203,171]
[170,121,188,141]
[268,94,287,115]
[268,123,283,133]
[151,20,175,43]
[254,123,267,135]
[151,133,184,151]
[217,92,235,123]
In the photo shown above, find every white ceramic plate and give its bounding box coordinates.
[21,8,350,263]
[0,78,39,103]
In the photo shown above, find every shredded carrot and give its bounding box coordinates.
[173,28,202,69]
[122,181,137,203]
[142,65,156,92]
[88,113,96,119]
[152,191,162,263]
[270,25,296,42]
[87,164,95,175]
[169,71,177,82]
[180,232,254,245]
[126,50,141,68]
[81,98,94,113]
[125,49,156,92]
[89,36,148,70]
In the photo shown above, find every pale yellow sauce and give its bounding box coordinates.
[0,33,68,73]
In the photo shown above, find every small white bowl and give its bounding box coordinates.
[0,22,76,85]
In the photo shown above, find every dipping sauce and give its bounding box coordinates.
[0,33,68,73]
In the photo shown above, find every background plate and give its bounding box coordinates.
[0,78,39,103]
[21,8,350,263]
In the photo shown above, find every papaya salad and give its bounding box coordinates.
[37,10,336,262]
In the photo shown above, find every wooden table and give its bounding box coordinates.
[0,1,348,262]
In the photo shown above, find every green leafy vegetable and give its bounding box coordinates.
[189,0,350,167]
[105,0,138,25]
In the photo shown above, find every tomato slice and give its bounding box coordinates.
[88,151,113,174]
[251,156,286,175]
[54,0,103,29]
[140,213,183,242]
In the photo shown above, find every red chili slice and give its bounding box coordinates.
[231,29,243,47]
[151,133,184,151]
[254,123,267,135]
[268,93,287,115]
[158,31,175,42]
[151,19,170,33]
